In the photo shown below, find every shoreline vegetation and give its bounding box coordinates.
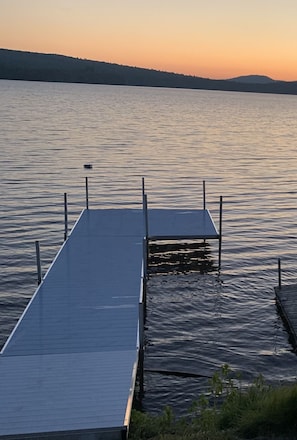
[1,48,297,96]
[130,365,297,439]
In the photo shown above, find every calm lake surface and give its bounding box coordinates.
[1,79,297,414]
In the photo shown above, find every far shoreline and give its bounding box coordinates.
[1,48,297,97]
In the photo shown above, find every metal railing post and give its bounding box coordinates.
[278,258,282,290]
[143,237,148,280]
[85,176,89,209]
[64,192,68,241]
[144,194,149,267]
[203,180,206,210]
[218,196,223,272]
[138,299,145,397]
[35,240,42,285]
[142,178,149,241]
[142,177,145,205]
[144,194,148,241]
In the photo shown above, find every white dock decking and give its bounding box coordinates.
[147,209,219,240]
[0,206,220,439]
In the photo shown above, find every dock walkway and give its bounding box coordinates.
[0,203,220,439]
[275,283,297,348]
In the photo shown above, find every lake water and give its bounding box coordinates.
[1,79,297,415]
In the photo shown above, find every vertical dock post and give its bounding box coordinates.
[139,300,144,351]
[278,258,282,290]
[140,178,147,397]
[218,196,223,272]
[143,238,148,280]
[35,240,42,285]
[142,240,148,321]
[144,194,149,269]
[141,178,147,222]
[142,178,149,266]
[64,192,68,241]
[144,194,148,242]
[142,177,145,203]
[142,194,149,320]
[138,298,145,397]
[138,259,146,397]
[203,180,206,210]
[139,347,144,397]
[85,177,89,209]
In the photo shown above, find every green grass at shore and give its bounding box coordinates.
[129,365,297,439]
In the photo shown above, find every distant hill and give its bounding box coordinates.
[229,75,275,84]
[1,48,297,95]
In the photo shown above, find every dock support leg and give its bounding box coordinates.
[143,196,148,239]
[143,192,149,266]
[138,300,145,398]
[278,258,282,290]
[139,348,144,398]
[143,237,148,318]
[35,240,42,285]
[203,180,206,210]
[142,178,148,236]
[85,176,89,209]
[143,238,148,280]
[64,192,68,241]
[142,175,147,246]
[140,184,148,399]
[218,196,223,272]
[121,427,128,440]
[142,177,145,203]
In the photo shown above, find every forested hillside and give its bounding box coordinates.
[1,48,297,95]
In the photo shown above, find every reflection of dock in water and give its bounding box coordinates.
[149,241,216,274]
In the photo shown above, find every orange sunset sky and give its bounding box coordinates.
[1,0,297,81]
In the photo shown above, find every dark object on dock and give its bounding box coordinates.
[83,163,92,169]
[275,258,297,350]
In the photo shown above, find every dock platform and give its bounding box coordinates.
[0,195,221,439]
[275,283,297,349]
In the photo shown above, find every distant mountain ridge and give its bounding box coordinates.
[229,75,275,84]
[1,48,297,95]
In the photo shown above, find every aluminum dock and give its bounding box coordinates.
[0,186,221,439]
[275,259,297,350]
[275,284,297,348]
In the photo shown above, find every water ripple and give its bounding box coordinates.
[1,81,297,414]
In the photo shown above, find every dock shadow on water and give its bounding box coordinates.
[139,242,297,417]
[139,241,220,415]
[148,240,216,275]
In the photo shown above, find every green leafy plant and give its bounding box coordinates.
[129,366,297,439]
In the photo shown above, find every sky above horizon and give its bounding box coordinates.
[1,0,297,81]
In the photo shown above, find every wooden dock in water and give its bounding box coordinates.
[0,183,221,439]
